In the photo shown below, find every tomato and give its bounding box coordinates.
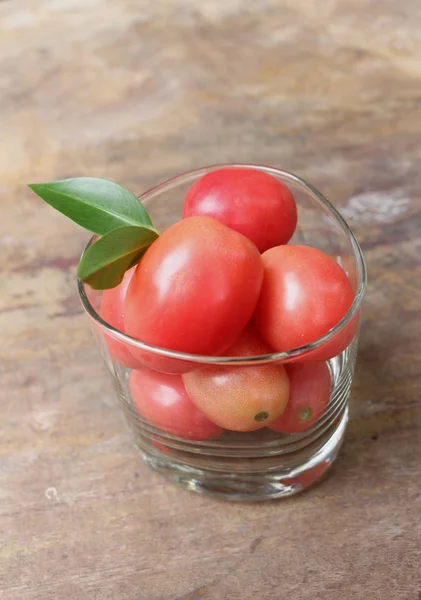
[129,368,223,441]
[297,460,332,488]
[100,268,194,374]
[307,312,359,363]
[269,361,331,433]
[125,350,198,376]
[151,441,172,455]
[182,168,297,253]
[253,245,355,361]
[183,326,289,431]
[99,267,141,369]
[124,216,263,359]
[282,460,332,490]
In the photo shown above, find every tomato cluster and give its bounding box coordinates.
[99,167,356,439]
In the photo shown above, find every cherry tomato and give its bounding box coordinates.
[282,460,332,490]
[129,368,223,441]
[182,168,297,253]
[151,441,172,455]
[253,245,355,361]
[306,312,359,362]
[99,267,141,369]
[126,350,198,376]
[269,361,331,433]
[297,460,332,488]
[124,216,263,359]
[183,326,289,431]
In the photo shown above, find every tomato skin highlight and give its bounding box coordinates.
[253,245,355,361]
[124,216,263,358]
[182,168,297,253]
[183,326,289,432]
[99,267,141,369]
[129,368,223,441]
[269,361,331,433]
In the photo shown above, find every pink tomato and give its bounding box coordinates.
[183,326,289,431]
[99,267,140,369]
[283,460,332,490]
[182,167,297,253]
[269,361,331,433]
[124,216,263,359]
[129,368,223,441]
[253,245,355,361]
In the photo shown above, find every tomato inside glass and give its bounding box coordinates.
[124,216,263,362]
[182,167,297,253]
[99,267,141,369]
[183,326,289,432]
[269,361,331,433]
[129,368,223,441]
[254,245,355,361]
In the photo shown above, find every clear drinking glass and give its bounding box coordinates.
[78,165,366,501]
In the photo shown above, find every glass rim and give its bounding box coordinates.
[77,163,367,366]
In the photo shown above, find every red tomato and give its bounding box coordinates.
[126,351,198,376]
[151,441,172,455]
[297,460,332,488]
[182,168,297,253]
[99,267,141,369]
[269,361,331,433]
[124,216,263,358]
[129,368,223,441]
[305,312,359,363]
[253,245,355,361]
[183,326,289,431]
[282,460,332,490]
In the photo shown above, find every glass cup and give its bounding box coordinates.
[78,165,366,501]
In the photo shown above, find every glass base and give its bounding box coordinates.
[134,409,348,501]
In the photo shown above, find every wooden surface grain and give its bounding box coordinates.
[1,1,421,598]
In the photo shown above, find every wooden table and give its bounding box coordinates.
[1,1,420,598]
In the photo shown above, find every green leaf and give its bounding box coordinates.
[28,177,153,234]
[77,226,159,289]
